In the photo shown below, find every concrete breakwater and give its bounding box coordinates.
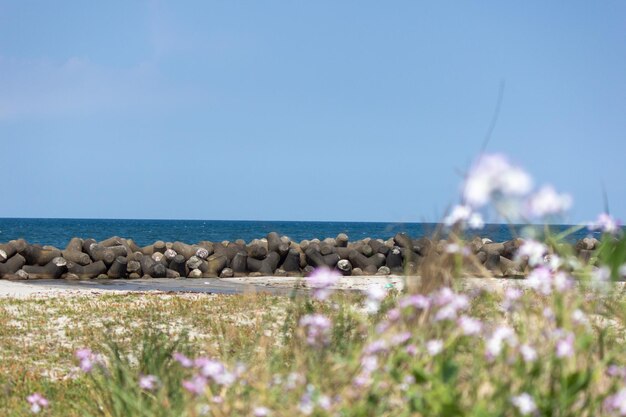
[0,233,599,280]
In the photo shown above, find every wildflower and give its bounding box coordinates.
[173,352,193,368]
[298,385,315,415]
[182,375,207,396]
[360,355,378,373]
[589,213,621,235]
[552,271,573,292]
[468,212,485,229]
[526,266,553,295]
[604,387,626,415]
[426,339,444,356]
[464,154,532,208]
[398,294,430,310]
[545,254,562,271]
[390,332,412,346]
[363,339,388,355]
[555,332,575,358]
[433,288,469,322]
[194,358,235,386]
[299,314,332,347]
[571,309,589,327]
[406,344,418,356]
[543,307,555,321]
[387,308,401,322]
[364,286,387,314]
[516,240,547,267]
[305,267,341,300]
[318,395,332,410]
[486,326,518,359]
[443,205,472,227]
[519,344,538,363]
[457,315,482,336]
[593,266,611,282]
[139,374,159,391]
[253,406,271,417]
[526,185,572,218]
[443,205,484,230]
[26,393,49,414]
[502,287,522,311]
[606,365,626,379]
[75,348,99,373]
[511,392,537,415]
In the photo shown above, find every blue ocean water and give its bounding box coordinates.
[0,218,599,249]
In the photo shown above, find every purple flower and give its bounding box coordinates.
[305,267,341,300]
[433,288,469,322]
[398,294,430,310]
[589,213,621,235]
[555,332,575,358]
[390,332,412,346]
[526,266,553,295]
[360,355,378,373]
[26,393,49,414]
[363,339,388,355]
[75,348,99,373]
[182,375,207,396]
[405,344,418,356]
[139,374,159,391]
[457,315,482,336]
[603,388,626,415]
[299,314,332,347]
[173,352,193,368]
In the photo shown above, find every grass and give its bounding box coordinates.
[1,273,624,416]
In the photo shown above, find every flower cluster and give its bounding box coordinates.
[26,393,49,414]
[462,153,572,221]
[174,353,238,396]
[305,267,341,300]
[299,314,332,347]
[75,348,103,373]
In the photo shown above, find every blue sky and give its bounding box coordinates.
[1,1,624,223]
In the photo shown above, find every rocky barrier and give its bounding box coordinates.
[0,233,600,280]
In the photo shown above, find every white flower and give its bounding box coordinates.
[526,267,553,295]
[526,185,572,218]
[426,339,444,356]
[516,240,547,267]
[444,205,472,226]
[464,154,532,208]
[253,406,271,417]
[588,213,621,235]
[468,212,485,229]
[519,344,537,363]
[485,326,518,359]
[511,392,537,415]
[457,315,482,336]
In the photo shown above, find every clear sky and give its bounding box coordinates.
[1,1,624,224]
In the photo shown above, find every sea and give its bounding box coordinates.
[0,218,600,249]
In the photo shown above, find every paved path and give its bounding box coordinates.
[0,276,623,298]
